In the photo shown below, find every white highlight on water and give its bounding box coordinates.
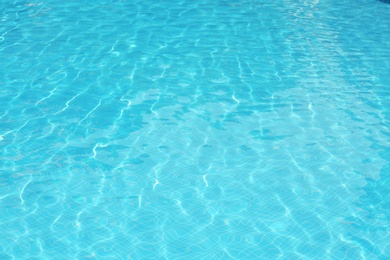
[153,179,159,191]
[54,92,83,115]
[20,175,32,205]
[232,94,240,103]
[118,97,131,119]
[308,101,315,117]
[53,214,62,224]
[35,86,58,106]
[79,99,102,125]
[92,143,108,158]
[75,210,83,229]
[176,200,188,215]
[203,175,208,187]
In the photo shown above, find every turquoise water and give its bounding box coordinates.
[1,0,390,259]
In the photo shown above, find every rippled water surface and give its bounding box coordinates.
[1,0,390,259]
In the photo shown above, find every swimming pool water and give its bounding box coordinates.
[1,0,390,259]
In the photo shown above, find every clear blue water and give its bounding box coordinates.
[1,0,390,259]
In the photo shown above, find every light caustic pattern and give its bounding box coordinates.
[1,0,390,259]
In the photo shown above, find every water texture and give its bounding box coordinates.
[1,0,390,259]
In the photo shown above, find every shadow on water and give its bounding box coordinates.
[380,0,390,4]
